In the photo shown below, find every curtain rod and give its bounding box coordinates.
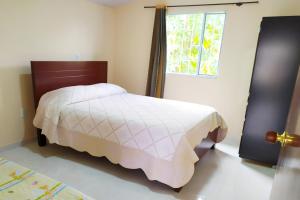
[144,1,259,8]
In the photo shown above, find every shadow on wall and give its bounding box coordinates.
[0,68,35,147]
[19,72,36,143]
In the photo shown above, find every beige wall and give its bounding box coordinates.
[0,0,115,148]
[114,0,300,143]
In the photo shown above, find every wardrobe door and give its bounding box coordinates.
[239,16,300,165]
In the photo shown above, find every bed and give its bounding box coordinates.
[31,61,227,191]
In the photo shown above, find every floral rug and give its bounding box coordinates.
[0,157,94,200]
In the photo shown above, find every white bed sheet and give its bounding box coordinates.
[33,84,227,188]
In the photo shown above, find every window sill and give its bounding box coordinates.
[166,72,218,79]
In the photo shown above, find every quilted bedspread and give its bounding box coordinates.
[0,157,93,200]
[33,84,227,188]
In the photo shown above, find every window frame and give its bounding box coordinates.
[166,12,226,78]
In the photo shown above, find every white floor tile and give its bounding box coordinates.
[0,142,275,200]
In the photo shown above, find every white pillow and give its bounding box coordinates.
[35,83,127,126]
[95,83,127,97]
[41,83,127,105]
[70,83,127,103]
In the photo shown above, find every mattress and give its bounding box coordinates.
[33,84,227,188]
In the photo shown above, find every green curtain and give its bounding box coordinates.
[146,7,167,98]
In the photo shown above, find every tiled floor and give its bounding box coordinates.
[0,141,275,200]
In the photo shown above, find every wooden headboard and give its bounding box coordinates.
[31,61,108,107]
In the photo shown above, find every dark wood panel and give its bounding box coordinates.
[31,61,107,107]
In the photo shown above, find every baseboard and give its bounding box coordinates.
[0,138,36,153]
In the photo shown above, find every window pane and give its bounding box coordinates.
[189,60,198,74]
[199,14,225,76]
[167,14,204,74]
[167,13,225,76]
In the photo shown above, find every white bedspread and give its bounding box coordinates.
[33,84,227,188]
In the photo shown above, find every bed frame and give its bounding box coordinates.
[31,61,219,192]
[31,61,108,146]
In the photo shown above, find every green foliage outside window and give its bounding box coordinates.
[166,13,225,76]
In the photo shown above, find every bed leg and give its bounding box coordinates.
[210,144,215,150]
[37,129,47,147]
[173,187,182,193]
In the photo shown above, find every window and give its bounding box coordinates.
[166,13,225,76]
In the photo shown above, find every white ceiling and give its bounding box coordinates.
[91,0,132,7]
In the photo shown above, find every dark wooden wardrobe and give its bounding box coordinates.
[239,16,300,165]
